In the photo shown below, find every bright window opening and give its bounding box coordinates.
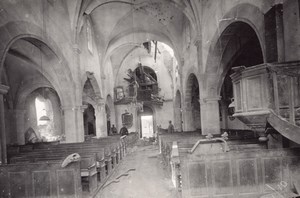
[35,97,47,126]
[141,115,154,138]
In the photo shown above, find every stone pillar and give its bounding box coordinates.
[95,102,107,138]
[62,106,84,143]
[200,97,221,135]
[0,85,9,164]
[16,109,26,145]
[194,36,203,73]
[183,105,194,131]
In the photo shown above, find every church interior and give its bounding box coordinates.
[0,0,300,197]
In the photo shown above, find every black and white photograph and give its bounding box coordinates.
[0,0,300,197]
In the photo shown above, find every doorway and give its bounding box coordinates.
[83,103,96,136]
[141,115,154,138]
[139,106,154,138]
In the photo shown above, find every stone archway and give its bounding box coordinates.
[0,22,75,107]
[23,87,63,143]
[203,3,265,97]
[0,21,79,145]
[0,37,76,146]
[185,73,201,132]
[82,74,106,138]
[83,103,96,137]
[216,22,264,130]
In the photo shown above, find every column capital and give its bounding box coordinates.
[61,105,81,111]
[193,35,202,47]
[199,96,221,104]
[73,44,81,54]
[95,102,105,111]
[0,85,9,95]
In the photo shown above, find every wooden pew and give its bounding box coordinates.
[10,146,107,181]
[10,152,98,194]
[180,146,300,197]
[13,141,118,176]
[9,140,124,186]
[6,133,139,196]
[0,161,82,198]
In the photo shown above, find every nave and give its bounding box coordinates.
[97,142,179,198]
[1,0,300,197]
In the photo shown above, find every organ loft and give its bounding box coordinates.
[0,0,300,197]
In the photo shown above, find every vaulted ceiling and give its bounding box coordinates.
[81,0,194,71]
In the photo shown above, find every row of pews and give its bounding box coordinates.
[159,130,300,198]
[0,133,139,198]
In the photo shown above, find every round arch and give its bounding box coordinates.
[203,3,265,97]
[82,72,102,99]
[0,21,75,107]
[185,73,201,132]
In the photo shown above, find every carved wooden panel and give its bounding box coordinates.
[33,171,51,197]
[212,160,233,196]
[0,162,81,197]
[57,169,76,197]
[188,162,207,196]
[234,81,242,111]
[262,158,282,193]
[9,172,27,197]
[182,148,300,198]
[246,76,263,110]
[237,159,258,194]
[278,75,289,107]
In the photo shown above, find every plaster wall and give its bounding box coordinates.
[115,104,138,133]
[155,101,174,130]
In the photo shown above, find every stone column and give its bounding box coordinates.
[95,102,107,138]
[15,109,26,145]
[0,85,9,164]
[200,97,221,135]
[194,36,203,73]
[183,105,194,131]
[62,105,84,143]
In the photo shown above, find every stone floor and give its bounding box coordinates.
[96,141,179,198]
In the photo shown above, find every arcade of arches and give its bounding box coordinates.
[0,0,300,197]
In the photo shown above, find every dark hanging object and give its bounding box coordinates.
[39,115,50,121]
[154,41,158,62]
[143,41,151,54]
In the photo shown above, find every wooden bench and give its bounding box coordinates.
[159,130,299,197]
[5,133,139,196]
[10,151,98,194]
[180,145,300,197]
[9,145,109,181]
[9,139,126,177]
[0,161,82,197]
[159,132,267,172]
